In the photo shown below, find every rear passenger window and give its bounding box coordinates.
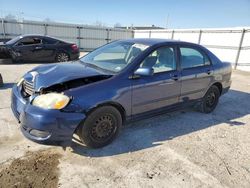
[43,38,58,44]
[180,47,210,69]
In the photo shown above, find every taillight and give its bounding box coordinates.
[71,44,79,52]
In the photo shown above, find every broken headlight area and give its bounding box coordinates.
[0,46,11,58]
[40,75,112,94]
[30,75,111,111]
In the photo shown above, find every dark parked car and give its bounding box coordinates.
[11,39,232,148]
[0,73,3,87]
[0,34,79,62]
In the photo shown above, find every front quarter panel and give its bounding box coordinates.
[64,75,132,117]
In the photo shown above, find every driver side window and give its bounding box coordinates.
[140,46,176,73]
[17,37,42,46]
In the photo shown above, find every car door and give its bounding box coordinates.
[40,37,58,61]
[28,37,45,61]
[179,45,214,102]
[12,38,31,61]
[13,37,43,61]
[131,46,181,115]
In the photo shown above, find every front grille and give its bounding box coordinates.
[22,80,34,96]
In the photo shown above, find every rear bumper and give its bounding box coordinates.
[70,52,80,60]
[222,80,232,95]
[11,85,85,144]
[222,86,230,95]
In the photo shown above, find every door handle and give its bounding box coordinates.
[207,69,212,75]
[171,75,179,81]
[35,46,43,50]
[129,74,140,80]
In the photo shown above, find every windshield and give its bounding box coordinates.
[80,41,149,73]
[6,36,23,45]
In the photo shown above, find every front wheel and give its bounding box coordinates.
[10,53,21,63]
[198,85,220,113]
[78,106,122,148]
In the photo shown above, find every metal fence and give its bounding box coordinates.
[134,28,250,70]
[1,19,249,70]
[0,19,134,51]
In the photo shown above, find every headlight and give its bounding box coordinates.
[17,78,24,87]
[32,93,70,110]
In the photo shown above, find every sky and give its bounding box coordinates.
[0,0,250,29]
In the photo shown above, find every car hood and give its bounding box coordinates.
[24,61,112,90]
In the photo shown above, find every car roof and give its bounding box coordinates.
[18,34,66,42]
[121,38,199,47]
[18,34,47,38]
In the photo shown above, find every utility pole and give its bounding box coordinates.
[1,10,6,38]
[17,11,24,22]
[166,14,169,29]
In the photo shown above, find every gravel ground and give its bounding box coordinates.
[0,57,250,188]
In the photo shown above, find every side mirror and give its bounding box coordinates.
[134,67,154,76]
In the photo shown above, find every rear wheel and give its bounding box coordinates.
[56,52,69,62]
[78,106,122,148]
[198,85,220,113]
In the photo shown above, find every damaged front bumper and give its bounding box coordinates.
[11,84,86,144]
[0,45,11,59]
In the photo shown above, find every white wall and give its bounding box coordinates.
[134,28,250,71]
[1,19,249,71]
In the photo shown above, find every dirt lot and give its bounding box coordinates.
[0,58,250,188]
[0,150,61,188]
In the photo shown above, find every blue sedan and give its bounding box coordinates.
[11,39,232,148]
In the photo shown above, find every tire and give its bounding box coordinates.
[11,58,21,64]
[198,85,220,113]
[78,106,122,148]
[10,53,20,63]
[55,52,69,62]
